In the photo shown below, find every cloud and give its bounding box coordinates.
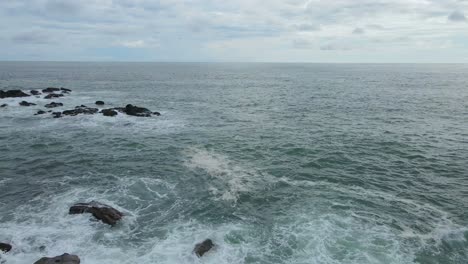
[295,24,321,32]
[115,39,160,48]
[352,27,365,35]
[448,11,466,22]
[11,31,53,44]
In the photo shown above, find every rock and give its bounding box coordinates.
[0,90,30,98]
[19,101,36,106]
[30,90,41,95]
[60,87,72,92]
[153,111,161,116]
[52,112,62,118]
[42,87,61,93]
[0,104,7,108]
[33,253,80,264]
[124,104,152,117]
[62,106,98,116]
[193,239,214,257]
[44,93,64,99]
[95,101,105,105]
[35,110,46,115]
[69,201,123,226]
[45,102,63,108]
[0,243,12,253]
[101,109,118,117]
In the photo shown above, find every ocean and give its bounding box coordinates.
[0,62,467,264]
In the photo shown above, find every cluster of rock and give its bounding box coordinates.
[0,202,214,262]
[0,87,161,119]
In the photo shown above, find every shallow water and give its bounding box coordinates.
[0,62,467,264]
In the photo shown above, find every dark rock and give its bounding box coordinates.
[193,239,214,257]
[60,87,72,92]
[95,101,105,105]
[44,93,64,99]
[69,201,123,226]
[33,253,80,264]
[62,106,98,116]
[42,87,61,93]
[30,90,41,95]
[76,105,87,108]
[0,90,30,98]
[39,245,46,252]
[0,104,7,108]
[19,101,36,106]
[52,112,62,118]
[0,243,12,253]
[153,112,161,116]
[45,102,63,108]
[101,109,118,117]
[35,110,46,115]
[113,107,126,113]
[124,104,152,117]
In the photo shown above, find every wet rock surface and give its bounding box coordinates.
[0,243,12,253]
[69,201,123,226]
[0,104,7,108]
[30,90,41,95]
[101,108,118,117]
[35,110,46,115]
[19,101,36,106]
[194,239,214,257]
[33,253,80,264]
[95,101,105,105]
[42,87,61,93]
[124,104,152,117]
[62,106,99,116]
[44,93,64,99]
[0,90,30,98]
[45,102,63,108]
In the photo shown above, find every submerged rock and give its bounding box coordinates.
[19,101,36,106]
[0,90,30,98]
[60,87,72,93]
[153,111,161,116]
[35,110,46,115]
[194,239,214,257]
[45,102,63,108]
[95,101,105,105]
[62,106,98,116]
[33,253,80,264]
[0,104,7,108]
[101,108,118,117]
[0,243,12,253]
[52,112,62,118]
[44,93,64,99]
[30,90,41,95]
[42,87,61,93]
[124,104,152,117]
[69,201,123,226]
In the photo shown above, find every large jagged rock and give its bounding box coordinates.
[19,101,36,106]
[193,239,214,257]
[69,201,123,226]
[101,108,118,117]
[62,106,98,116]
[42,87,61,93]
[0,90,30,99]
[45,102,63,108]
[124,104,152,117]
[33,253,80,264]
[44,93,64,99]
[0,243,12,253]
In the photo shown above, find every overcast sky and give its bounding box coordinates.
[1,0,468,62]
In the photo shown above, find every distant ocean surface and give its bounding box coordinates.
[0,62,467,264]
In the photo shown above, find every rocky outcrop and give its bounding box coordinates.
[19,101,36,106]
[0,90,30,98]
[0,243,12,253]
[193,239,214,257]
[45,102,63,108]
[101,109,118,117]
[42,87,61,93]
[52,112,62,118]
[124,104,152,117]
[30,90,41,95]
[95,101,105,105]
[69,201,123,226]
[62,106,98,116]
[33,253,80,264]
[44,93,64,99]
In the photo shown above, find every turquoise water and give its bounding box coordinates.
[0,62,467,264]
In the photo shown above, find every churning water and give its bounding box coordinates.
[0,62,467,264]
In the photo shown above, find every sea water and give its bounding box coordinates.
[0,62,467,264]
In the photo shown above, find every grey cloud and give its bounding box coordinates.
[12,31,53,44]
[352,28,365,34]
[320,43,351,51]
[448,11,466,22]
[295,24,321,32]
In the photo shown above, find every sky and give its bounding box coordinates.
[1,0,468,62]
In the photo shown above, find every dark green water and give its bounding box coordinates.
[0,62,467,264]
